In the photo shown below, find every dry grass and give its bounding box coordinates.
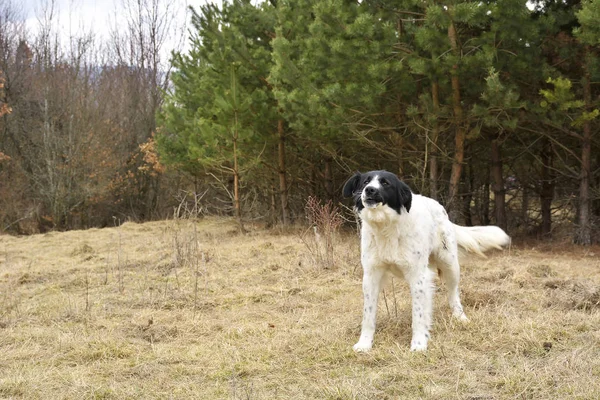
[1,218,599,399]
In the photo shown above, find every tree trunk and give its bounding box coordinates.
[232,113,244,233]
[575,48,592,245]
[447,20,466,223]
[429,81,440,200]
[575,123,592,244]
[462,164,473,226]
[394,133,404,178]
[278,118,289,225]
[540,138,553,237]
[310,167,317,198]
[491,136,507,231]
[270,185,277,227]
[521,185,529,228]
[594,151,600,218]
[481,166,490,225]
[324,156,334,201]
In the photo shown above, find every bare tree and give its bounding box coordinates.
[107,0,187,220]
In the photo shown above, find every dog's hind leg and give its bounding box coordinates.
[353,266,385,352]
[444,261,468,321]
[435,249,468,322]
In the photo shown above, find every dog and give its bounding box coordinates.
[343,170,510,352]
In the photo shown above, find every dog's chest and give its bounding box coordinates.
[359,206,427,270]
[361,225,416,268]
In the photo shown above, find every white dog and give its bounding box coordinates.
[343,170,510,352]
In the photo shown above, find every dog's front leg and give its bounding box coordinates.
[353,267,385,352]
[408,268,434,352]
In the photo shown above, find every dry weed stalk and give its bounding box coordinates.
[168,208,212,316]
[171,222,199,271]
[193,224,200,319]
[103,253,110,285]
[173,190,207,220]
[84,270,90,312]
[117,225,124,293]
[192,249,211,319]
[301,196,343,269]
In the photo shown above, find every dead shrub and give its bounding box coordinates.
[173,190,207,220]
[300,196,343,269]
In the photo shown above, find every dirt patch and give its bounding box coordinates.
[545,279,600,311]
[462,288,509,308]
[126,318,180,343]
[70,243,95,257]
[527,264,556,278]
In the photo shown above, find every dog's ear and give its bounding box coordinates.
[396,179,412,213]
[342,172,362,198]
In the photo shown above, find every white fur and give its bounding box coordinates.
[354,186,510,353]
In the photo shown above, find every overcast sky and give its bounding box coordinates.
[20,0,201,59]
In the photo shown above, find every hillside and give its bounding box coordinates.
[1,218,599,399]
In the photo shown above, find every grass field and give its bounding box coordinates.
[1,217,599,399]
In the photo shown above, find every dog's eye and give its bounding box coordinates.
[380,179,389,186]
[363,178,370,185]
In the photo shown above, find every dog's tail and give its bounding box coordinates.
[453,224,510,257]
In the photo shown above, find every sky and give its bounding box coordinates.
[20,0,199,60]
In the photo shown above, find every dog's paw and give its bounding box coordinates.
[353,341,372,353]
[453,312,469,323]
[410,338,428,352]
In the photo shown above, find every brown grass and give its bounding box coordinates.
[1,218,599,399]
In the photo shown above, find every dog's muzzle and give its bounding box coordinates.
[362,186,383,207]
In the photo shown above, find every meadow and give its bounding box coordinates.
[1,217,599,399]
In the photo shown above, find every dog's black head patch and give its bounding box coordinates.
[342,170,412,214]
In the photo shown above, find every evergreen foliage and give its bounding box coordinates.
[157,0,600,243]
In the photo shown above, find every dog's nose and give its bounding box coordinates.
[365,187,376,196]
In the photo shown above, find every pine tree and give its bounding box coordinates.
[533,0,600,244]
[157,0,281,226]
[270,0,398,196]
[573,0,600,244]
